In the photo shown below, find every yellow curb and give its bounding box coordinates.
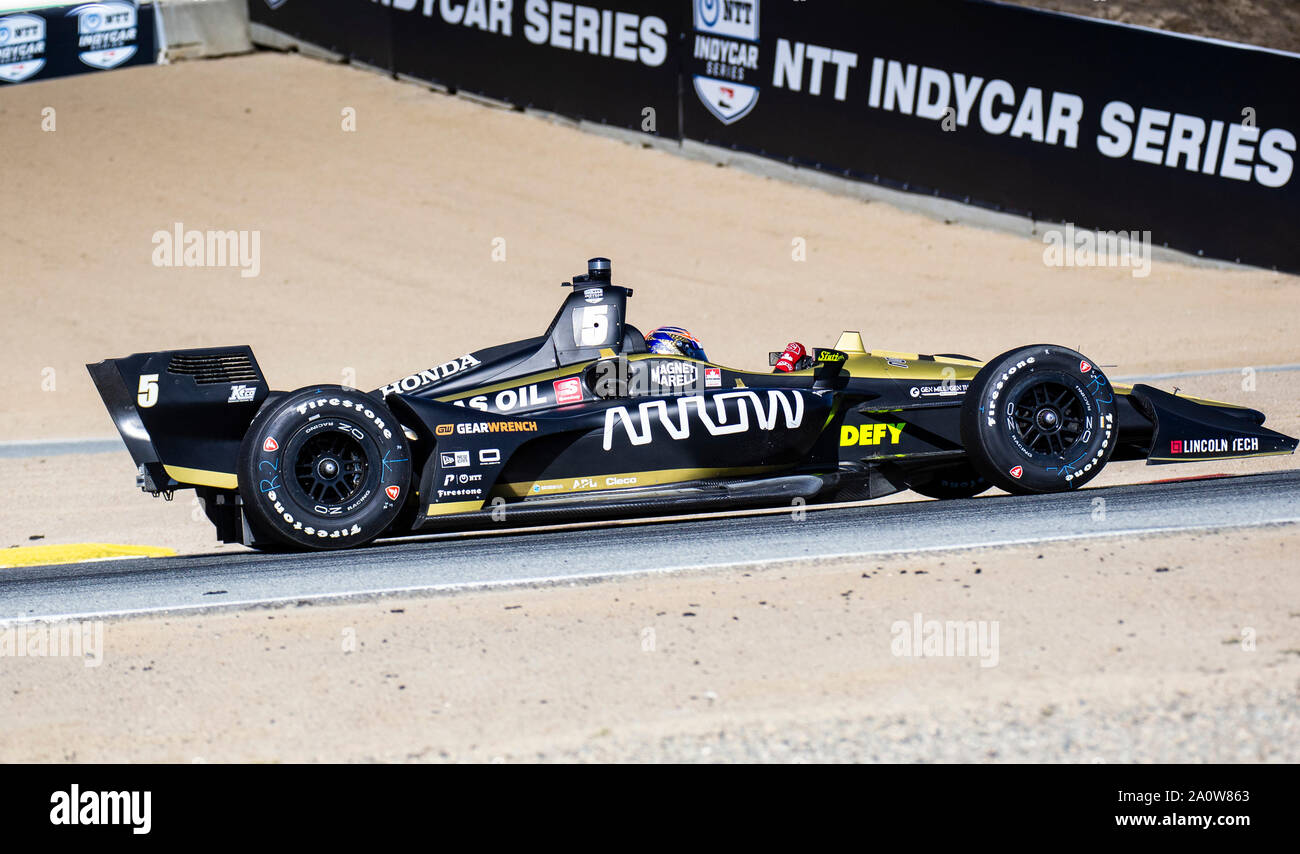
[0,543,176,569]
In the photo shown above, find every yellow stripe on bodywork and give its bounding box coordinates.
[434,366,576,402]
[0,543,175,569]
[164,465,238,490]
[876,354,982,381]
[435,353,750,404]
[492,465,784,499]
[425,500,486,516]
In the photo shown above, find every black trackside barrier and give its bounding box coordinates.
[0,1,158,86]
[248,0,1300,272]
[680,0,1299,272]
[390,0,681,137]
[248,0,393,70]
[249,0,682,138]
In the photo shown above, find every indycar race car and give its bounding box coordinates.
[89,257,1297,551]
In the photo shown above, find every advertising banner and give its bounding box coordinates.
[0,1,158,85]
[250,0,681,138]
[682,0,1299,271]
[248,0,1300,271]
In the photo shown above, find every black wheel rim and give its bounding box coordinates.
[293,430,369,505]
[1008,378,1086,457]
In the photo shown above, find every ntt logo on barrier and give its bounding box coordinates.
[70,0,141,70]
[0,13,46,83]
[695,0,758,40]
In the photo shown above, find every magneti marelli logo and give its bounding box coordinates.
[692,0,761,125]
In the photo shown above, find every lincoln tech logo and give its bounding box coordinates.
[0,14,46,83]
[69,1,139,70]
[692,0,761,125]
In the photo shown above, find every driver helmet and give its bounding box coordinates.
[645,326,707,362]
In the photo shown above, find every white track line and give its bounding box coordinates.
[1115,364,1300,381]
[10,517,1296,625]
[0,437,123,459]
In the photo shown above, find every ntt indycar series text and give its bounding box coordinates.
[674,0,1300,270]
[848,56,1293,188]
[377,0,671,68]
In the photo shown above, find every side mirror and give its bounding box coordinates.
[813,349,848,389]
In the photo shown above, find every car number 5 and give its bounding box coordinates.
[579,305,609,347]
[137,373,159,408]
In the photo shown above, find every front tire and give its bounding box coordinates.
[237,386,411,551]
[959,345,1117,494]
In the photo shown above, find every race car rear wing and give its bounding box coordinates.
[87,346,269,494]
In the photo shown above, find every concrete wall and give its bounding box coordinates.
[156,0,251,60]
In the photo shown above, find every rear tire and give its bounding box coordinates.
[959,345,1117,494]
[237,386,411,551]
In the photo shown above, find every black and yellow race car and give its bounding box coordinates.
[88,257,1297,551]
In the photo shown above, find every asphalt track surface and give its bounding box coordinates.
[2,470,1297,622]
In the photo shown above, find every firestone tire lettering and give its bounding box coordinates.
[959,345,1117,495]
[237,385,411,551]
